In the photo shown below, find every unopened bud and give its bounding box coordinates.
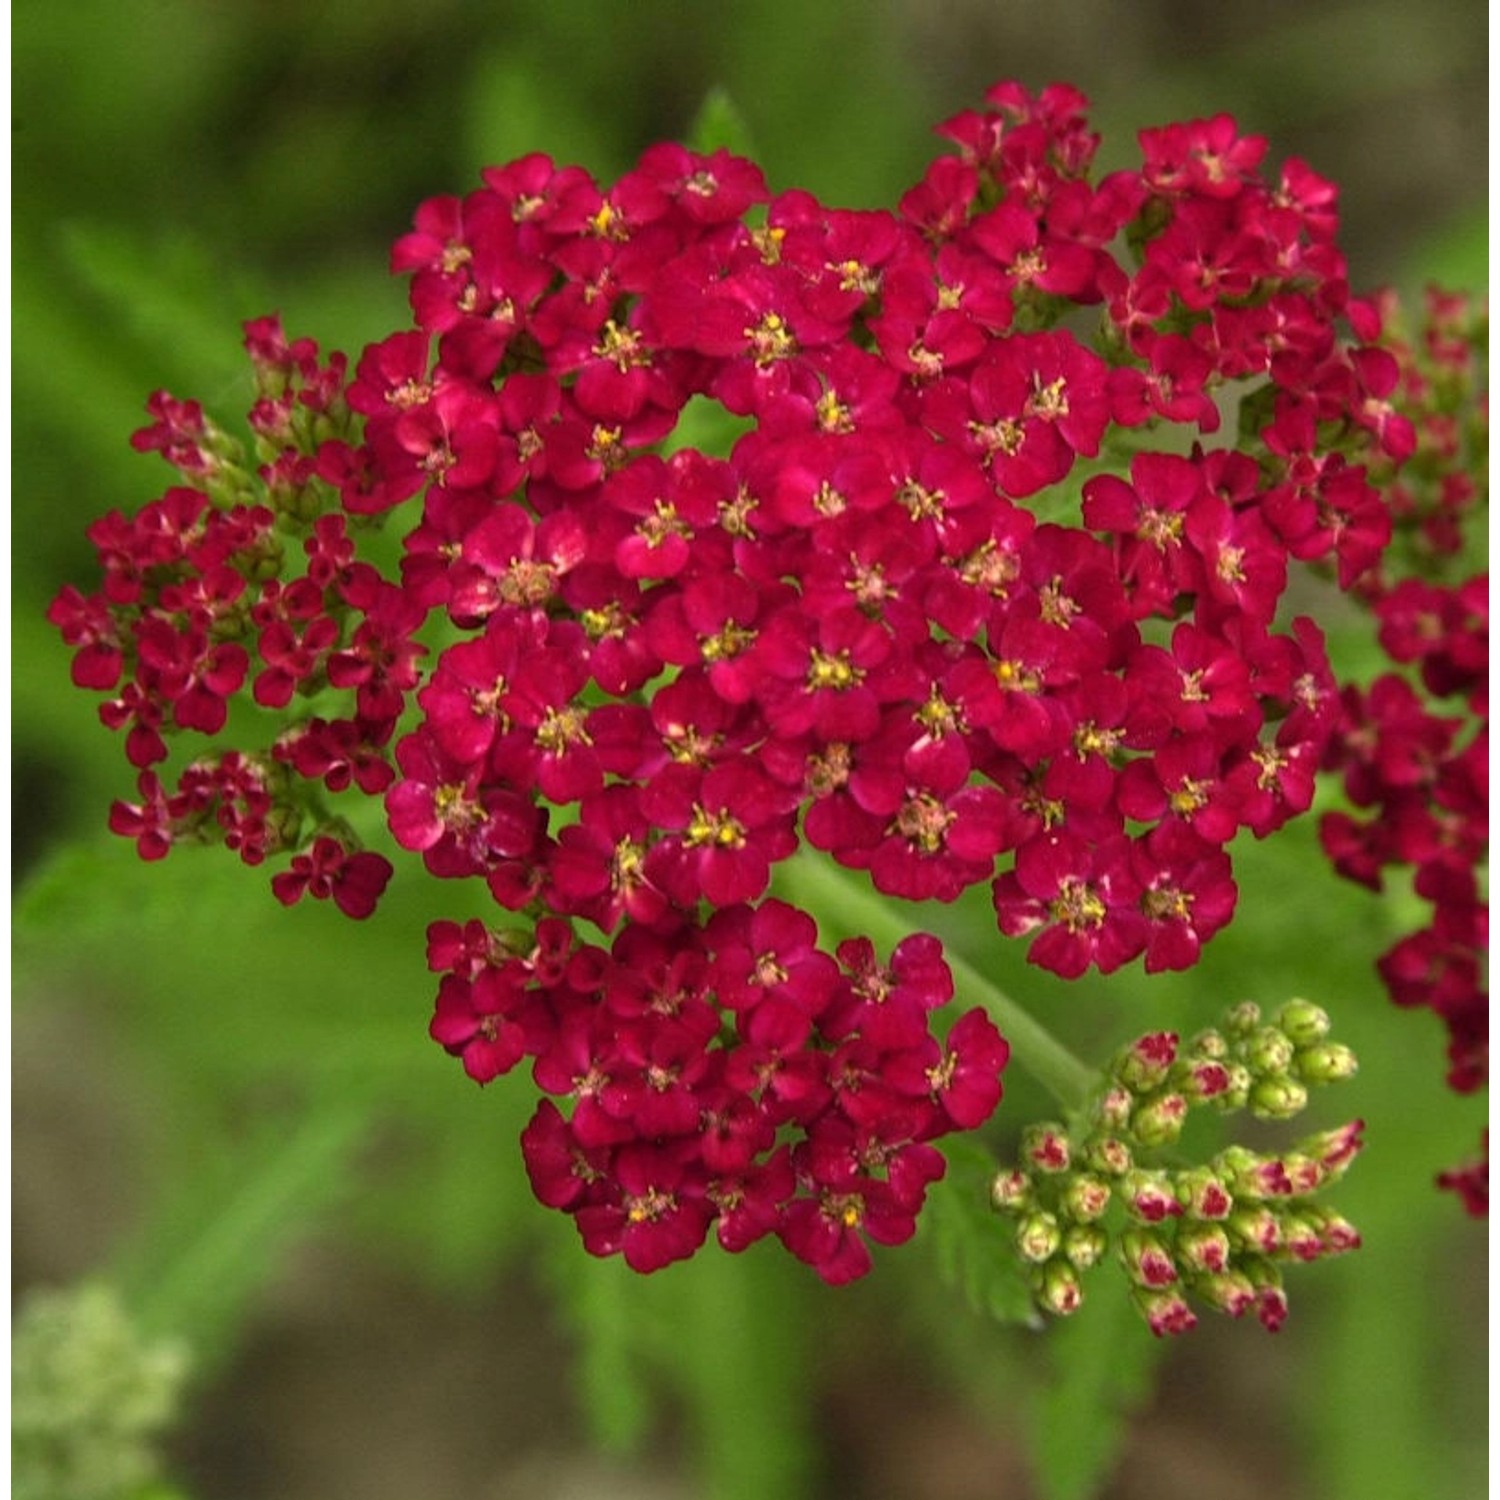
[1016,1211,1062,1264]
[1122,1168,1183,1224]
[1226,1203,1282,1255]
[1185,1028,1228,1061]
[1193,1268,1259,1319]
[1248,1074,1308,1120]
[1037,1259,1084,1317]
[1132,1285,1198,1337]
[1242,1261,1289,1332]
[1120,1228,1179,1288]
[1061,1173,1111,1223]
[1302,1205,1362,1254]
[1176,1222,1232,1275]
[1294,1042,1358,1084]
[1095,1085,1134,1132]
[1223,1001,1262,1038]
[1298,1119,1365,1179]
[1062,1223,1108,1271]
[990,1168,1032,1213]
[1245,1025,1296,1076]
[1130,1091,1189,1147]
[1176,1166,1234,1220]
[1021,1124,1071,1174]
[1116,1032,1178,1092]
[1275,999,1331,1047]
[1179,1059,1234,1102]
[1083,1135,1133,1177]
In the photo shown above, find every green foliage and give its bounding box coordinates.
[923,1138,1042,1327]
[687,86,758,159]
[1026,1283,1166,1500]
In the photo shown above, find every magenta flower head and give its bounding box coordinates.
[47,72,1484,1314]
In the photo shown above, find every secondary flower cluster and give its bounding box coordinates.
[1318,288,1488,1215]
[990,1001,1363,1334]
[47,79,1481,1270]
[448,916,1009,1281]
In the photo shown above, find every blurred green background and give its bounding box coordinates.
[13,3,1488,1498]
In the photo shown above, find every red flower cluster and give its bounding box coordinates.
[50,81,1486,1268]
[1318,288,1488,1213]
[438,915,1009,1279]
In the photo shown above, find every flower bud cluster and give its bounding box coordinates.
[991,1000,1363,1334]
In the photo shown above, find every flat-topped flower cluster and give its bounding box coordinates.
[50,80,1487,1277]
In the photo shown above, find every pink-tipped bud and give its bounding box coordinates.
[1063,1223,1108,1271]
[1116,1031,1178,1092]
[1304,1206,1362,1254]
[1279,1212,1326,1262]
[1299,1119,1365,1179]
[1176,1223,1233,1275]
[1130,1091,1189,1147]
[1245,1026,1296,1076]
[1084,1135,1134,1177]
[1120,1228,1179,1288]
[1180,1060,1233,1102]
[1016,1211,1062,1264]
[1132,1286,1198,1337]
[1062,1173,1112,1223]
[1193,1269,1259,1319]
[1122,1168,1183,1224]
[990,1168,1032,1213]
[1038,1259,1084,1316]
[1227,1204,1283,1256]
[1096,1086,1134,1132]
[1022,1124,1071,1174]
[1176,1166,1234,1220]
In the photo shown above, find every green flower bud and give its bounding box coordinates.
[1061,1173,1112,1223]
[1294,1042,1358,1084]
[1301,1205,1362,1254]
[1244,1025,1296,1076]
[1016,1210,1062,1264]
[1095,1085,1134,1132]
[1062,1223,1109,1271]
[1037,1259,1085,1317]
[1130,1091,1189,1148]
[1248,1073,1308,1120]
[990,1167,1032,1214]
[1184,1027,1228,1061]
[1275,999,1332,1046]
[1222,1001,1262,1038]
[1082,1134,1133,1178]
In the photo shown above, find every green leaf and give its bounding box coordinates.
[1026,1281,1165,1500]
[112,1099,371,1372]
[686,86,757,159]
[922,1137,1041,1327]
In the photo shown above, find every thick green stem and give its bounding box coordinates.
[774,849,1097,1111]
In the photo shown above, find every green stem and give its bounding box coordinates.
[774,849,1097,1111]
